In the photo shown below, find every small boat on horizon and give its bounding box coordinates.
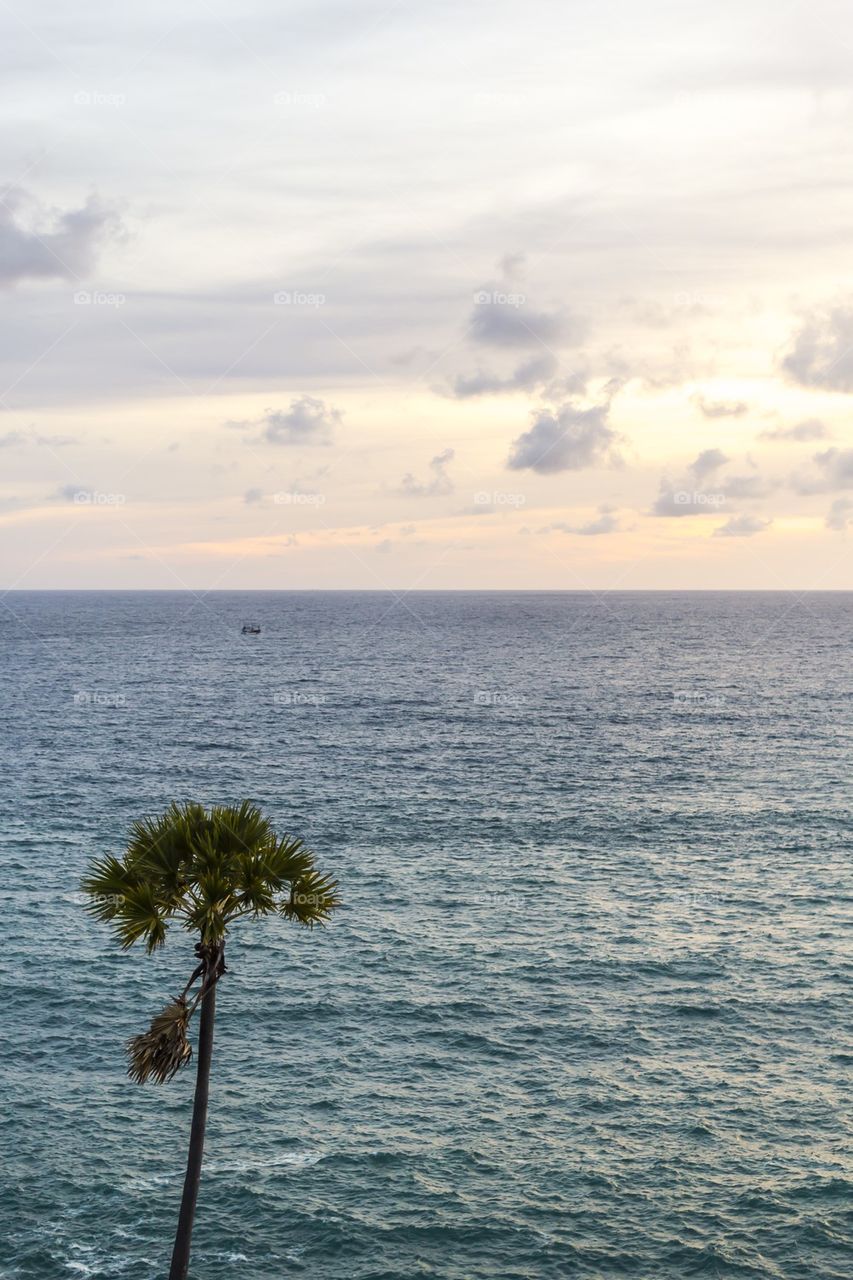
[241,623,261,635]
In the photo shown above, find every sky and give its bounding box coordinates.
[2,0,853,590]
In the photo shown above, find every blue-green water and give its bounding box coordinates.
[1,591,851,1279]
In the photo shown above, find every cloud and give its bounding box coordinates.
[542,369,590,400]
[0,189,120,286]
[652,462,771,515]
[398,448,455,496]
[782,307,853,391]
[719,473,774,500]
[651,479,726,517]
[389,346,438,367]
[244,488,263,504]
[760,418,829,442]
[230,396,342,446]
[546,505,620,535]
[469,289,584,349]
[826,497,853,531]
[34,433,78,447]
[507,403,619,474]
[0,428,77,449]
[52,483,89,502]
[713,514,772,537]
[450,353,557,398]
[793,447,853,493]
[689,448,729,480]
[500,251,526,280]
[692,393,748,418]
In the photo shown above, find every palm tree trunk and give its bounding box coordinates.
[168,947,222,1280]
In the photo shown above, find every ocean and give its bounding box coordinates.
[1,590,851,1279]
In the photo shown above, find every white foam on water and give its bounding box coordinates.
[122,1171,177,1191]
[206,1150,323,1175]
[269,1151,323,1168]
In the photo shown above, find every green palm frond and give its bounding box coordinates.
[96,881,168,953]
[81,855,143,921]
[84,802,340,1098]
[81,801,341,949]
[263,835,314,888]
[282,868,342,926]
[232,857,278,916]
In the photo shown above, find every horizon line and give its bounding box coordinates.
[4,587,853,595]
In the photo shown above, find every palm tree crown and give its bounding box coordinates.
[82,799,339,952]
[82,800,339,1084]
[81,800,340,1280]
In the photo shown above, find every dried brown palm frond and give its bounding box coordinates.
[126,996,192,1084]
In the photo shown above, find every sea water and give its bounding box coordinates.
[1,591,850,1278]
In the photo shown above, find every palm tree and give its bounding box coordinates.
[81,800,340,1280]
